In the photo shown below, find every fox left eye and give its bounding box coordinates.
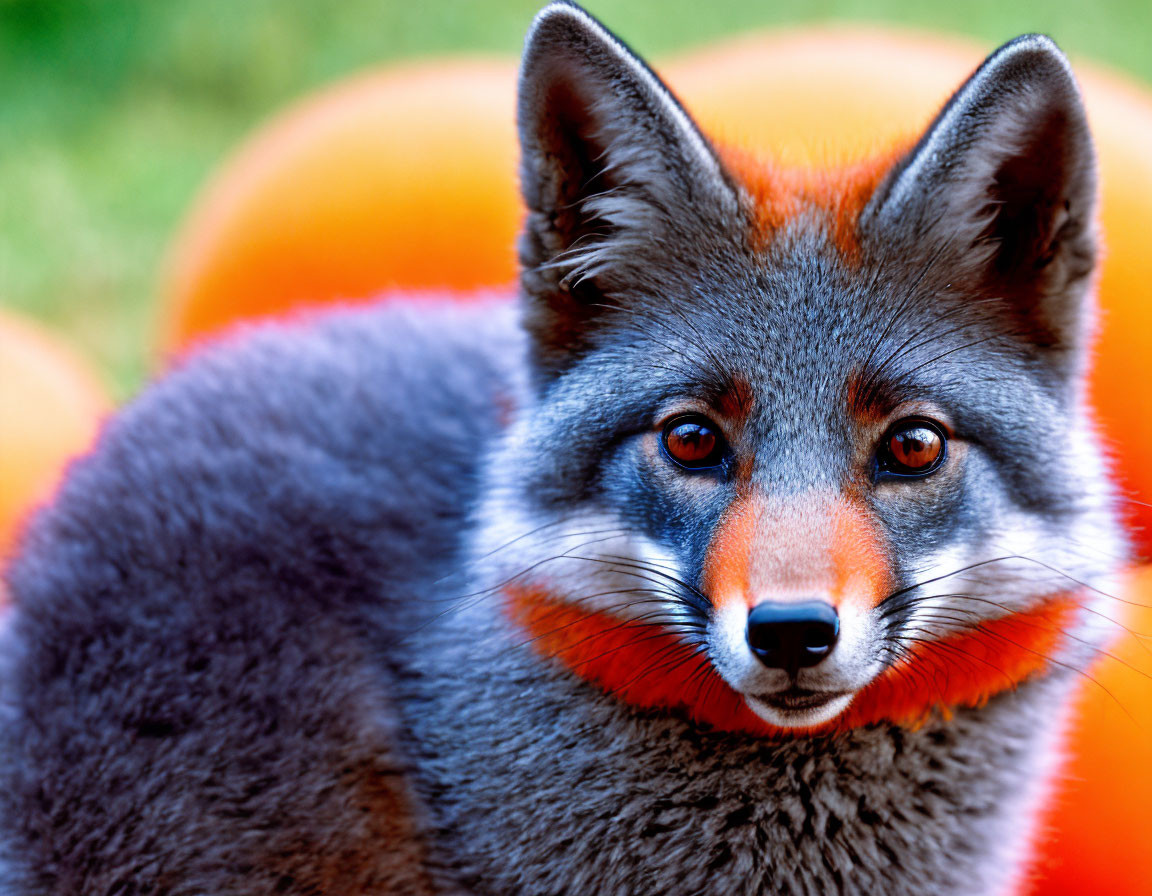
[877,419,947,478]
[661,415,728,470]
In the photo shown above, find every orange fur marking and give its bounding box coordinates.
[844,368,892,422]
[718,141,912,260]
[844,597,1080,728]
[716,375,755,421]
[700,496,758,608]
[828,499,893,610]
[506,582,764,733]
[505,586,1080,737]
[701,493,892,610]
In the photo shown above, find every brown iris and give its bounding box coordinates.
[881,419,946,476]
[661,416,726,469]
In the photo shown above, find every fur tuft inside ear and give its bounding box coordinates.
[516,2,741,379]
[863,34,1097,352]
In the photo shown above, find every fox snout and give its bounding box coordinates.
[705,492,891,615]
[703,493,894,724]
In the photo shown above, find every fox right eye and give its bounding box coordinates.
[876,418,947,479]
[661,415,728,470]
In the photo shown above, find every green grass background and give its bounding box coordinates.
[2,0,1150,398]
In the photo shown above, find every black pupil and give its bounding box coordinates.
[667,421,718,465]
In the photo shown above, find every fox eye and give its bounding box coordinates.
[877,419,946,478]
[661,415,727,470]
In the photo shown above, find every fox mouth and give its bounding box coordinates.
[757,688,849,711]
[743,688,855,727]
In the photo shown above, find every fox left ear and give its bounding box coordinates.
[516,2,743,380]
[863,35,1097,352]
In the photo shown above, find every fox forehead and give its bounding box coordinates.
[520,236,1064,514]
[718,140,914,261]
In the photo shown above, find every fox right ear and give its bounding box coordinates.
[862,35,1097,356]
[516,2,741,379]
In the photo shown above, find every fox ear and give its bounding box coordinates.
[863,35,1097,352]
[516,2,741,378]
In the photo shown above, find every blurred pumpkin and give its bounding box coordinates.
[0,310,109,569]
[159,59,520,353]
[1022,570,1152,896]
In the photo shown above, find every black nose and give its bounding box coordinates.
[746,601,839,674]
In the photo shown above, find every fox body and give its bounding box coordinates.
[0,4,1126,894]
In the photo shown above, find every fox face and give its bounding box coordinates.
[472,2,1125,734]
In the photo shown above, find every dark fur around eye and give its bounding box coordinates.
[661,415,728,470]
[875,418,947,480]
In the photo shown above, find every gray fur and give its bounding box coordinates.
[0,4,1125,894]
[0,302,522,894]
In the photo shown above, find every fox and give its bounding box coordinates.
[0,2,1129,894]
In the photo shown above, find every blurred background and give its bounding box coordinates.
[2,0,1151,398]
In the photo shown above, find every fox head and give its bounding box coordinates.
[472,2,1126,734]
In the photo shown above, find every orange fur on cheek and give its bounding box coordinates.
[842,597,1080,729]
[504,583,770,733]
[504,585,1081,737]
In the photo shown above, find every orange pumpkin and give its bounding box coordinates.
[1022,570,1152,896]
[0,311,109,570]
[159,59,520,355]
